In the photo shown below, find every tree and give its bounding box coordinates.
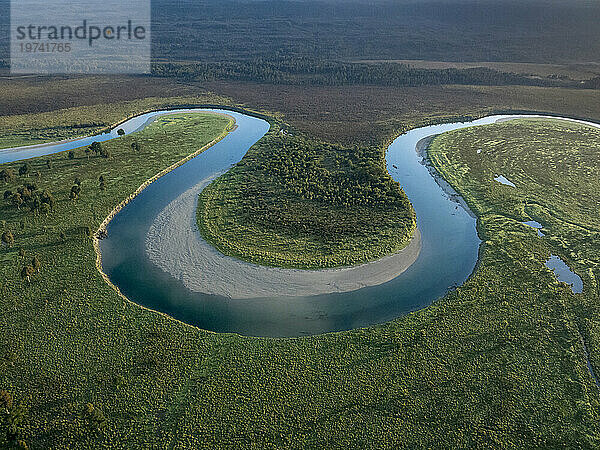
[20,265,34,283]
[84,147,91,159]
[82,403,107,430]
[68,151,75,160]
[1,231,14,247]
[0,168,15,183]
[28,193,41,214]
[46,160,52,169]
[74,177,82,186]
[131,141,141,152]
[117,128,125,136]
[99,175,106,191]
[11,193,23,210]
[59,231,66,241]
[100,148,111,158]
[70,184,81,202]
[0,390,27,443]
[17,186,31,203]
[19,248,25,258]
[32,256,41,273]
[89,141,102,156]
[4,190,12,200]
[41,190,55,210]
[18,164,29,176]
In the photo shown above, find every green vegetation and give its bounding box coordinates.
[197,127,415,268]
[0,111,233,448]
[146,1,600,65]
[1,103,600,447]
[207,82,600,147]
[154,59,577,89]
[428,118,600,231]
[0,95,234,150]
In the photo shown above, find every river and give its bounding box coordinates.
[3,110,592,337]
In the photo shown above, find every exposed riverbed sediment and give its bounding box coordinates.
[146,176,421,299]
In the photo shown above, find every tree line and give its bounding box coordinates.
[152,58,580,88]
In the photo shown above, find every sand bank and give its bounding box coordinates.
[146,177,421,299]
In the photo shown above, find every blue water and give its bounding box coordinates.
[3,111,591,337]
[100,112,491,337]
[494,175,516,187]
[523,220,545,237]
[546,255,584,294]
[0,108,224,164]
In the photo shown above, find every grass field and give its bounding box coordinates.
[4,75,600,147]
[196,128,416,269]
[1,101,600,447]
[0,95,238,150]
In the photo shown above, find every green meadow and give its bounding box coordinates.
[1,108,600,448]
[0,95,234,150]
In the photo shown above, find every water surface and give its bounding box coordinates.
[494,175,516,187]
[523,220,545,237]
[545,255,583,294]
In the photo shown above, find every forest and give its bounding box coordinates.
[152,59,587,88]
[3,0,600,85]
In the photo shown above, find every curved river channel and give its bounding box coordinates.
[4,109,595,337]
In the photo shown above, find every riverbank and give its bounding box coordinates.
[146,175,421,299]
[94,113,236,302]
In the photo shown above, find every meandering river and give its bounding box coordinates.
[3,110,592,337]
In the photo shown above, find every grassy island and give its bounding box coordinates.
[196,125,416,269]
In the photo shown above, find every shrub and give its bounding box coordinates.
[18,164,29,176]
[1,231,14,247]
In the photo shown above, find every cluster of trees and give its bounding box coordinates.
[1,230,14,247]
[3,183,56,215]
[252,134,411,210]
[70,178,82,202]
[203,129,415,244]
[83,142,111,159]
[2,148,114,223]
[1,163,39,182]
[82,403,107,431]
[0,390,27,448]
[198,127,417,267]
[152,58,577,88]
[0,168,15,183]
[20,255,41,284]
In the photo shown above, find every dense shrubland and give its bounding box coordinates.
[197,125,416,268]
